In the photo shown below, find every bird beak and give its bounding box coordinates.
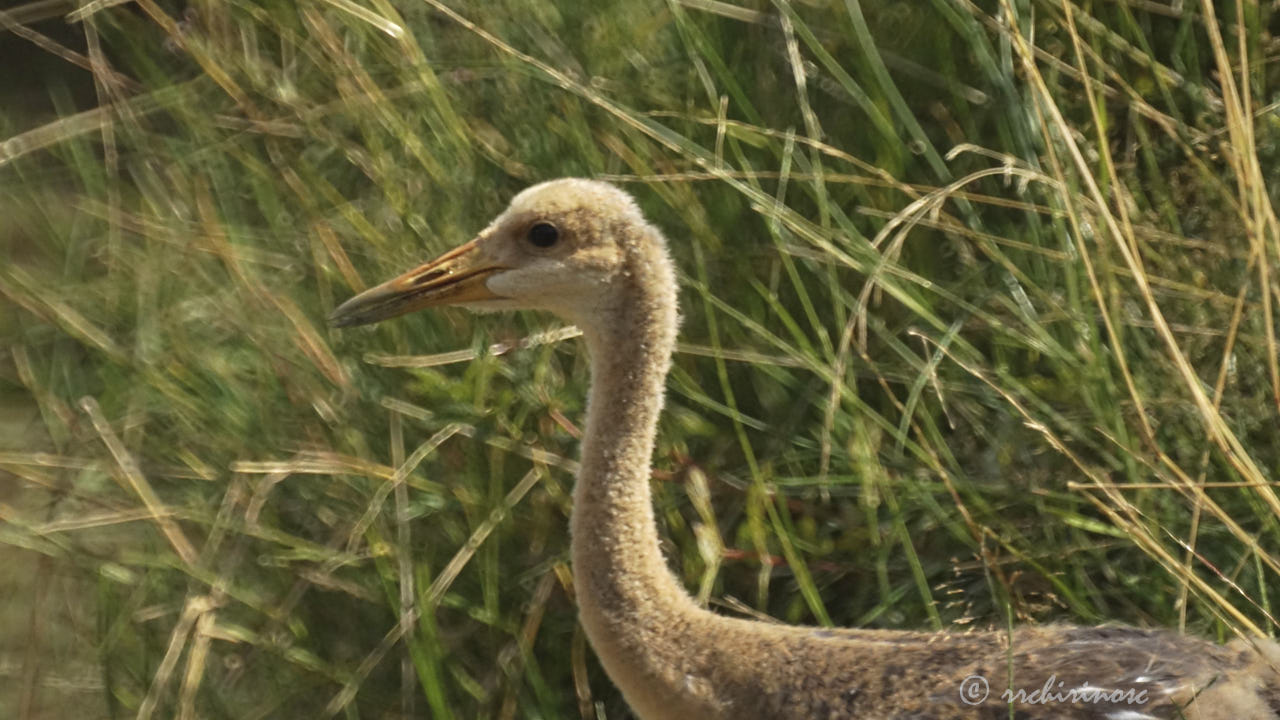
[328,238,507,328]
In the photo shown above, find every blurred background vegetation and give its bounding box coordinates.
[2,0,1279,717]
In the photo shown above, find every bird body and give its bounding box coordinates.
[331,178,1280,719]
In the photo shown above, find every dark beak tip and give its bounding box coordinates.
[328,309,363,328]
[329,294,373,328]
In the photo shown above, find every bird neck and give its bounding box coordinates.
[571,255,705,695]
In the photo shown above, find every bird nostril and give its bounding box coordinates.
[411,269,447,286]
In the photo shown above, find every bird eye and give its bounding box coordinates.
[527,222,559,248]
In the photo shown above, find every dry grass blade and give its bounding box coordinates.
[177,608,217,720]
[422,467,543,608]
[79,396,197,566]
[0,270,127,362]
[343,423,468,555]
[363,325,582,368]
[137,596,217,720]
[315,0,405,38]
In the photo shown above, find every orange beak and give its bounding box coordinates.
[328,238,506,328]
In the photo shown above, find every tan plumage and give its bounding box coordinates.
[331,178,1280,719]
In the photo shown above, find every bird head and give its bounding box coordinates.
[328,178,662,330]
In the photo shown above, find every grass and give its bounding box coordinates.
[1,0,1279,717]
